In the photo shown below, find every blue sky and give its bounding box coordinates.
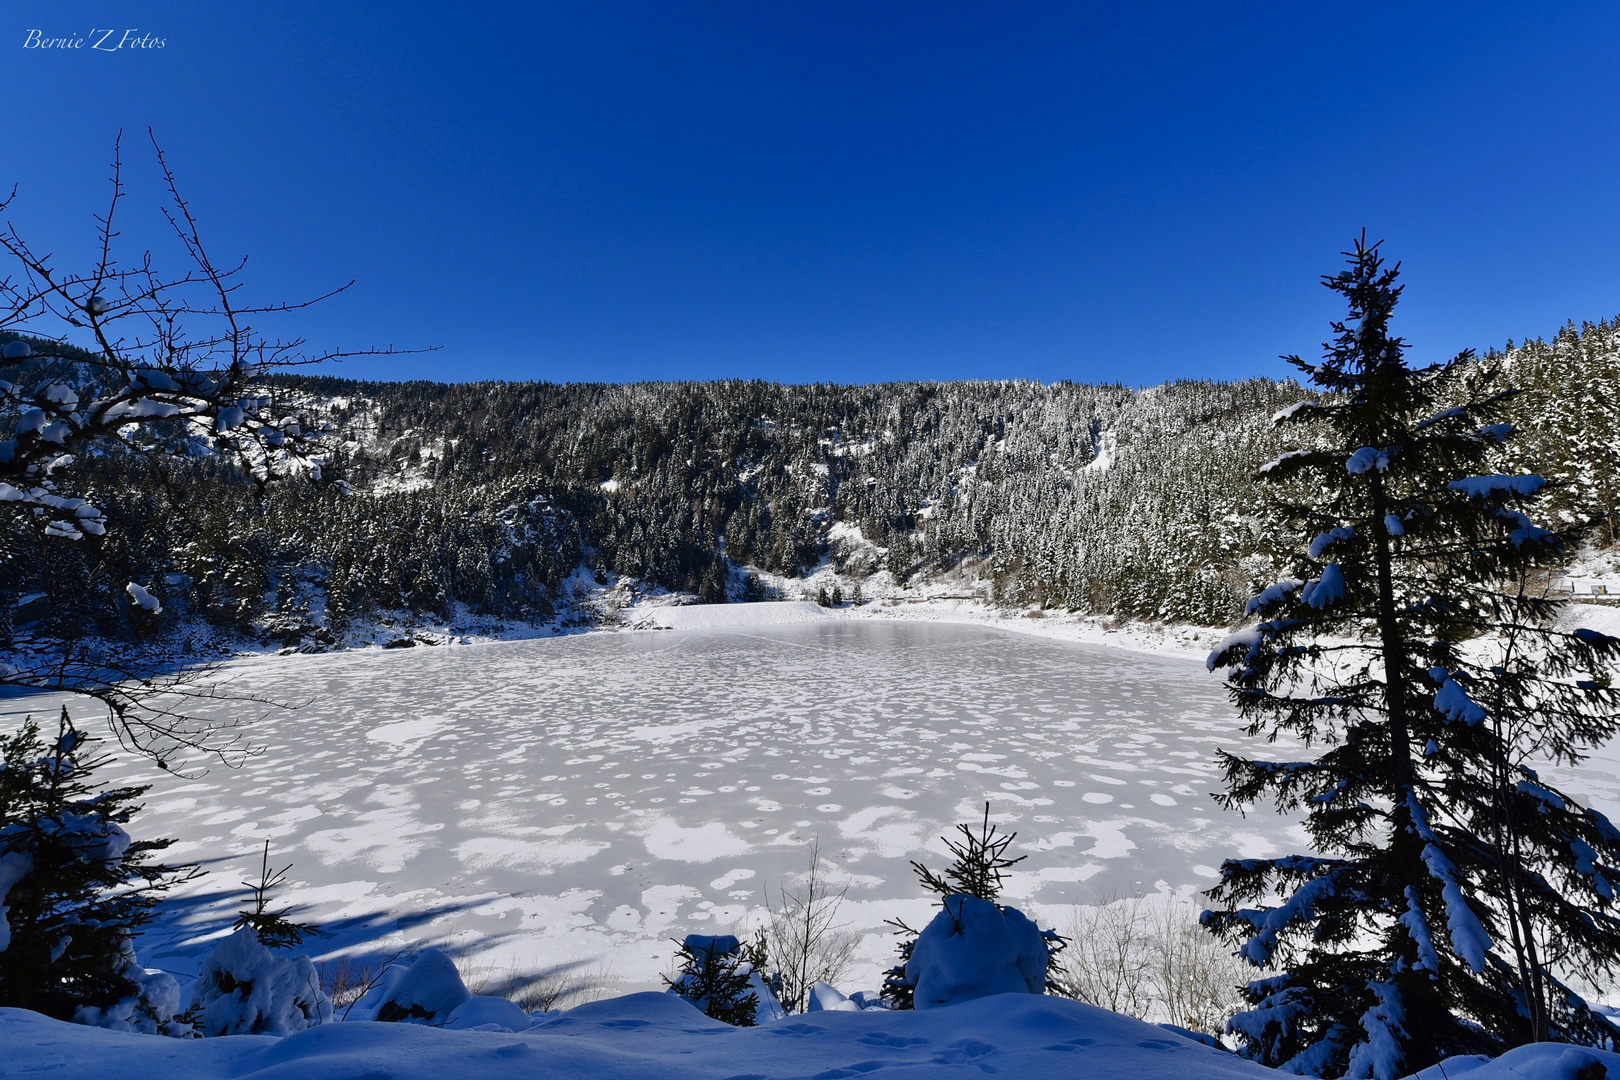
[5,2,1620,385]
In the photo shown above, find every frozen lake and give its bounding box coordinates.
[6,620,1316,993]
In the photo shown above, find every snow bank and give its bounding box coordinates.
[350,949,470,1023]
[1402,1044,1620,1080]
[806,981,861,1012]
[643,601,826,630]
[0,991,1278,1079]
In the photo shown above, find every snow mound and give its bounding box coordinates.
[350,948,470,1024]
[645,601,826,630]
[346,948,528,1031]
[187,929,331,1036]
[1402,1044,1620,1080]
[0,991,1279,1079]
[905,894,1048,1010]
[807,981,861,1012]
[442,994,530,1032]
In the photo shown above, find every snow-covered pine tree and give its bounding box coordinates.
[1204,235,1620,1078]
[0,707,195,1026]
[664,934,760,1026]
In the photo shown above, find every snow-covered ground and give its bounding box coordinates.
[3,991,1290,1080]
[0,619,1303,997]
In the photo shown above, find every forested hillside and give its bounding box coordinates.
[4,317,1616,651]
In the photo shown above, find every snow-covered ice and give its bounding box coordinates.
[2,621,1311,992]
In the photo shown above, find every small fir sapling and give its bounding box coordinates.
[880,804,1068,1009]
[665,934,761,1026]
[233,840,320,949]
[0,707,195,1032]
[182,841,330,1036]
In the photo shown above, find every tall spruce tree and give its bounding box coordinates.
[1203,236,1620,1078]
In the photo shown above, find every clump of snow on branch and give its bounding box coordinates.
[1300,564,1346,608]
[0,850,34,952]
[1448,474,1546,498]
[1272,400,1313,423]
[1342,981,1408,1080]
[1309,526,1356,558]
[1428,668,1488,726]
[1407,797,1492,972]
[1234,873,1337,967]
[1259,448,1312,474]
[1246,579,1301,615]
[1398,887,1440,973]
[124,583,162,614]
[1346,446,1391,474]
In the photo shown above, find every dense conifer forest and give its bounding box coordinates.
[3,317,1616,651]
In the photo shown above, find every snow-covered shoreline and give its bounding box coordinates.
[629,593,1220,663]
[829,598,1218,663]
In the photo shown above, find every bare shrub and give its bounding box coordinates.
[320,953,399,1017]
[500,961,612,1014]
[456,954,611,1014]
[1149,900,1247,1035]
[1060,891,1155,1016]
[1057,892,1247,1035]
[764,840,860,1013]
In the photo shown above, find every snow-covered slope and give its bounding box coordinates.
[0,992,1279,1080]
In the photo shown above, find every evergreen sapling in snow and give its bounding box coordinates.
[182,842,330,1036]
[233,840,320,949]
[0,707,194,1030]
[1204,236,1620,1078]
[880,804,1067,1009]
[665,934,761,1026]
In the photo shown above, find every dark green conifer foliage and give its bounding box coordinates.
[664,935,760,1026]
[0,707,194,1018]
[909,803,1026,901]
[1204,237,1620,1078]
